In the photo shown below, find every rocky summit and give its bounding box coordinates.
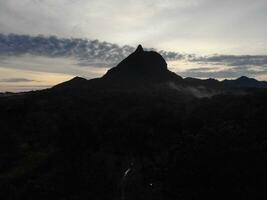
[102,45,183,84]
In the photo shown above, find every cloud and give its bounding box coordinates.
[190,55,267,67]
[179,65,267,79]
[1,33,266,69]
[0,78,36,82]
[0,33,184,67]
[182,54,267,79]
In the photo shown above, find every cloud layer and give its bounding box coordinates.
[185,55,267,79]
[191,55,267,67]
[0,78,35,82]
[0,33,184,67]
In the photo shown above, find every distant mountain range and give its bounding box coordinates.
[222,76,267,88]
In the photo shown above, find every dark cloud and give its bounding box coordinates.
[179,66,267,79]
[183,54,267,79]
[190,55,267,67]
[1,33,267,80]
[1,34,266,69]
[0,78,36,83]
[0,33,184,67]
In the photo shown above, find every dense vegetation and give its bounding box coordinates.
[0,86,267,200]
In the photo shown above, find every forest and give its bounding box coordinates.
[0,85,267,199]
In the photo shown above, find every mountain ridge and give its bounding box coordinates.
[53,45,267,90]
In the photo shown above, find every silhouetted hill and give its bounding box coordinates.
[54,46,267,92]
[184,77,222,88]
[54,45,224,95]
[54,76,87,89]
[222,76,267,88]
[102,45,183,85]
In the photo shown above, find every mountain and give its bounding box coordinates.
[55,45,184,90]
[54,45,267,92]
[54,45,223,95]
[53,45,227,98]
[222,76,267,88]
[102,45,183,84]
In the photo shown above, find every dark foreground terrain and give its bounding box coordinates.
[0,46,267,199]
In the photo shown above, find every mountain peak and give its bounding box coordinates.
[222,76,267,88]
[135,44,144,53]
[53,76,87,89]
[102,45,182,84]
[237,76,251,80]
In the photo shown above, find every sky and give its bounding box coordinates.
[0,0,267,92]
